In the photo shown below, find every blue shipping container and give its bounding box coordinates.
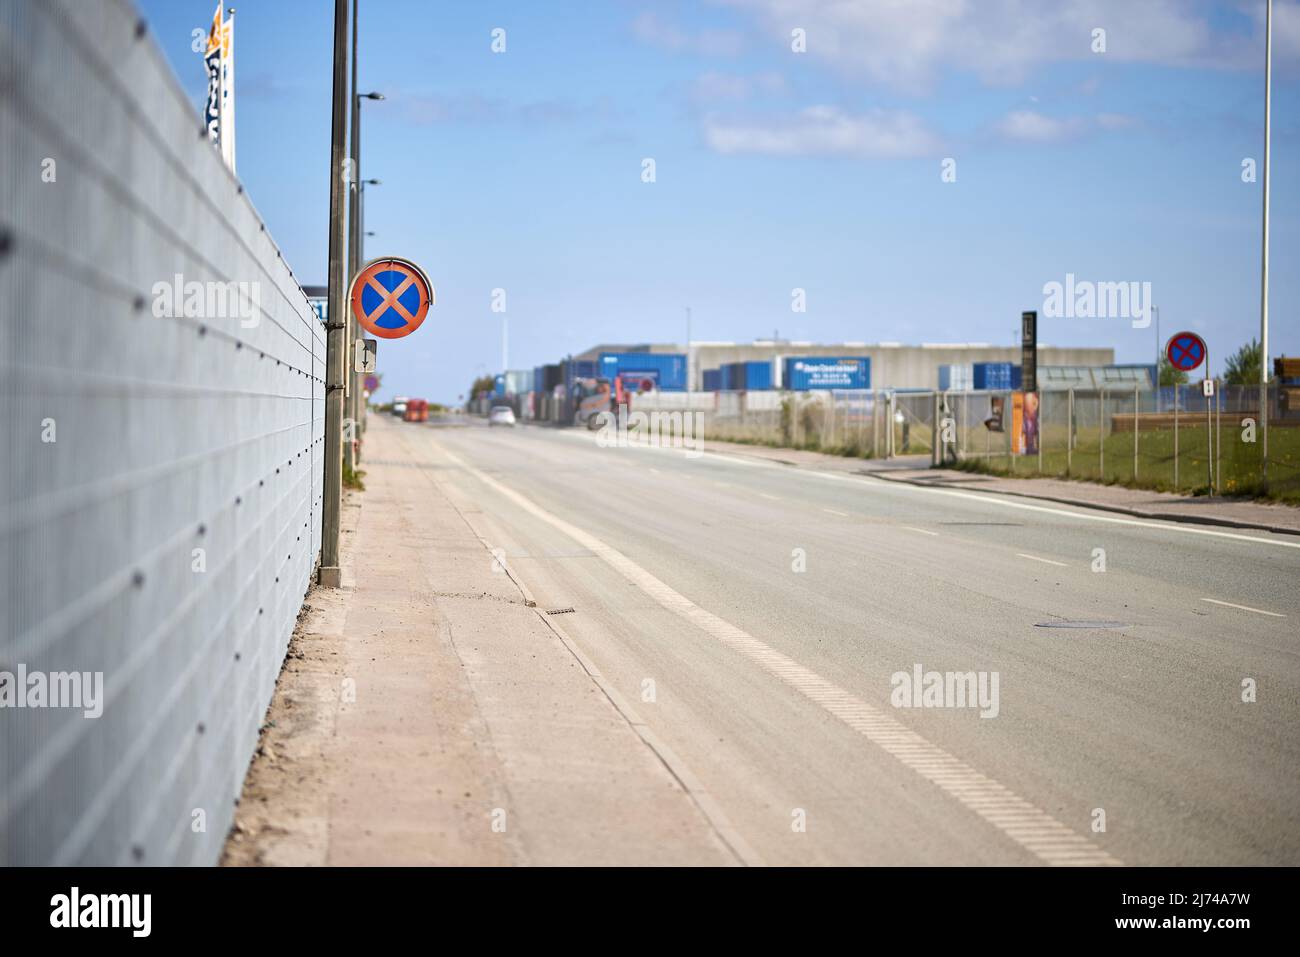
[743,360,772,390]
[599,352,688,391]
[783,357,870,390]
[972,362,1013,390]
[703,368,721,392]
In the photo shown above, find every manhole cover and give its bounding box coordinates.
[1035,620,1129,630]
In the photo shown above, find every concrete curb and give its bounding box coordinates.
[863,471,1300,539]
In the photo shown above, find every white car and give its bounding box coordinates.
[488,406,517,427]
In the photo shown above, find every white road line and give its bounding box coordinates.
[1017,553,1069,568]
[823,508,849,517]
[437,441,1122,867]
[1200,598,1286,618]
[901,526,939,537]
[861,476,1300,551]
[758,492,780,501]
[552,430,1298,552]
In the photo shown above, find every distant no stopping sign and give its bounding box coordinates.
[349,257,434,340]
[1166,332,1206,373]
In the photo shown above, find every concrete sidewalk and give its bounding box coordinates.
[699,438,1300,536]
[222,416,740,866]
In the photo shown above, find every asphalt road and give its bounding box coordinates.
[407,417,1299,866]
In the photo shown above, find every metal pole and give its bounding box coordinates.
[1215,380,1222,494]
[1066,388,1073,476]
[344,0,360,474]
[932,392,941,467]
[1037,393,1043,474]
[1153,305,1161,413]
[872,392,879,458]
[1260,0,1273,482]
[320,0,350,587]
[1134,383,1139,481]
[1206,348,1213,493]
[1173,384,1180,491]
[1099,389,1105,480]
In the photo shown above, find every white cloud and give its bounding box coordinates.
[717,0,1299,93]
[994,109,1139,142]
[691,71,788,103]
[703,105,941,157]
[996,110,1087,143]
[632,11,745,57]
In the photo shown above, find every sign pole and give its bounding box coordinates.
[320,0,350,587]
[1206,346,1213,493]
[1260,0,1273,483]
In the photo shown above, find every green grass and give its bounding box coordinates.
[953,423,1300,503]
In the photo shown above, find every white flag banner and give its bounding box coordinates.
[219,10,235,173]
[202,3,222,149]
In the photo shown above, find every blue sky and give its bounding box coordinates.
[140,0,1299,402]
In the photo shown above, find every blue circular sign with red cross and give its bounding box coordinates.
[349,257,434,340]
[1166,331,1206,372]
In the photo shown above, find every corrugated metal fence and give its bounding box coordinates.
[0,0,325,864]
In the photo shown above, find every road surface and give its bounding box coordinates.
[386,416,1299,866]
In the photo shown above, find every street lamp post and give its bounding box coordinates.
[345,10,383,471]
[359,178,380,263]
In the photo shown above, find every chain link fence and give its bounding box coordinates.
[942,385,1298,501]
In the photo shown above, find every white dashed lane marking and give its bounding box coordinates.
[1017,553,1069,568]
[1201,598,1285,618]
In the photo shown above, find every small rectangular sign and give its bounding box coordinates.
[354,338,377,374]
[1202,378,1215,397]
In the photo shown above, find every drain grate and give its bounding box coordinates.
[1035,620,1128,630]
[940,522,1024,527]
[545,607,576,615]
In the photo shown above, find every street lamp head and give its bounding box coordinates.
[366,178,382,186]
[362,91,385,101]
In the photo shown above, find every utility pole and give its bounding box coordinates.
[344,0,359,476]
[320,0,349,588]
[1259,0,1273,481]
[502,314,509,372]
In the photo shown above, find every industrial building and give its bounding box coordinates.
[482,339,1130,421]
[570,341,1116,392]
